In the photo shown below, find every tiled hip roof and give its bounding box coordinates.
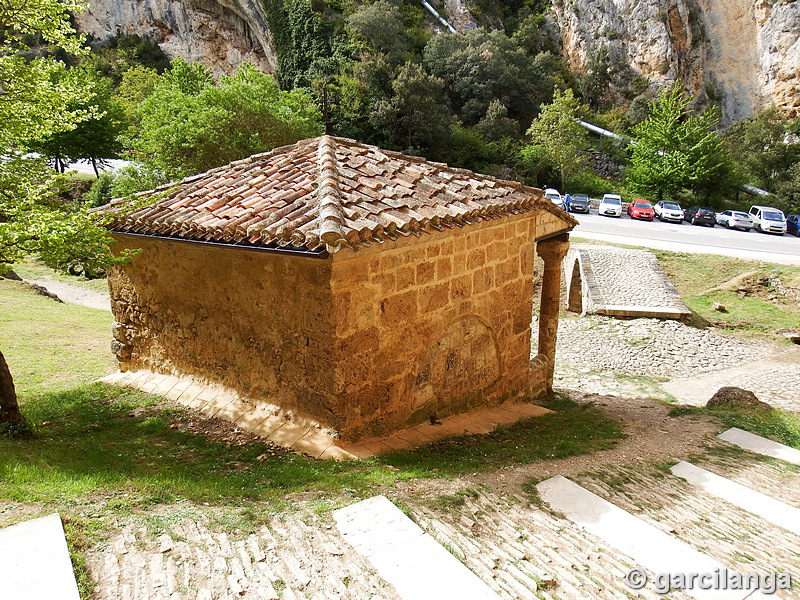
[100,136,576,252]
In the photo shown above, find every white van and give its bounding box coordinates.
[544,188,564,210]
[749,205,787,234]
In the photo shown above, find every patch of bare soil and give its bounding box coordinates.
[128,401,289,455]
[703,270,800,306]
[394,391,721,499]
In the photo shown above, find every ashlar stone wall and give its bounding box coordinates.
[329,211,538,440]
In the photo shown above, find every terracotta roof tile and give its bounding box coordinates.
[100,136,576,252]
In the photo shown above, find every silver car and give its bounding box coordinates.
[716,210,753,231]
[654,200,684,223]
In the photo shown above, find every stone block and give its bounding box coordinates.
[467,249,487,271]
[379,289,418,323]
[450,274,472,300]
[435,256,453,279]
[393,265,416,290]
[426,244,442,258]
[421,282,451,312]
[472,267,494,294]
[416,260,435,284]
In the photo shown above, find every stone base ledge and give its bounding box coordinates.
[99,370,553,460]
[595,304,692,319]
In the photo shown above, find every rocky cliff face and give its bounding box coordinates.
[549,0,800,122]
[76,0,277,76]
[77,0,798,123]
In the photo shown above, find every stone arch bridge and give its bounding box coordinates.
[564,245,691,319]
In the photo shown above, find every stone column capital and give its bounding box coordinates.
[536,233,570,265]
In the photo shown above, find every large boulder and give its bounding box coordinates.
[706,386,772,411]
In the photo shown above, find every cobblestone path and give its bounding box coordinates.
[89,442,800,600]
[91,507,402,600]
[551,314,800,411]
[566,246,689,317]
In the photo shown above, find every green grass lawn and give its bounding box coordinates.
[0,279,624,510]
[653,251,800,334]
[0,279,116,396]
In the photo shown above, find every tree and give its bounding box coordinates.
[578,44,611,108]
[423,29,544,126]
[724,109,800,208]
[524,88,590,190]
[370,62,452,152]
[28,67,126,176]
[626,84,731,201]
[0,0,131,425]
[134,60,323,179]
[115,65,162,136]
[346,1,407,55]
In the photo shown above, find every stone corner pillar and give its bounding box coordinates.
[535,233,570,392]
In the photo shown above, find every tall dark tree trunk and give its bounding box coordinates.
[91,156,99,178]
[0,348,22,423]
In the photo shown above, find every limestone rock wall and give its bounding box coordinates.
[76,0,276,76]
[550,0,800,122]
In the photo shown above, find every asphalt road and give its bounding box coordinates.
[570,210,800,266]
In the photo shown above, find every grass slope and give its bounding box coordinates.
[0,279,116,396]
[0,279,624,509]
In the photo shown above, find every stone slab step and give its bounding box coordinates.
[332,495,502,600]
[718,427,800,466]
[535,476,781,600]
[670,461,800,535]
[0,513,80,600]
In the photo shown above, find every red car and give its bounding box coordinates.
[627,199,655,220]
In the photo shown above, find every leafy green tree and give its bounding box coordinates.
[524,88,590,190]
[370,62,452,152]
[263,0,335,89]
[134,60,323,179]
[474,99,520,141]
[626,84,731,201]
[0,0,131,425]
[346,1,407,55]
[28,67,126,176]
[579,44,611,108]
[724,109,800,206]
[423,29,543,126]
[116,65,161,135]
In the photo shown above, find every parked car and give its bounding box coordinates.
[787,214,800,236]
[566,193,591,213]
[683,206,716,227]
[749,205,787,234]
[716,210,753,231]
[598,193,623,217]
[627,199,655,220]
[544,188,564,209]
[653,200,684,223]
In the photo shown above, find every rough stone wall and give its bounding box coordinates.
[551,0,800,122]
[76,0,276,76]
[328,211,540,440]
[108,209,556,442]
[107,236,337,423]
[751,0,800,118]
